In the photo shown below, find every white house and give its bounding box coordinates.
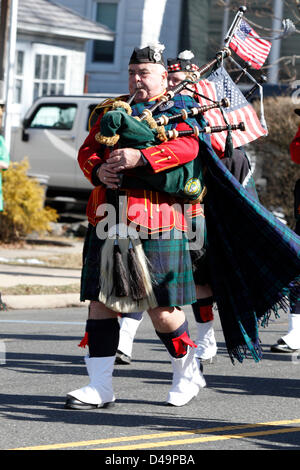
[52,0,183,95]
[12,0,114,125]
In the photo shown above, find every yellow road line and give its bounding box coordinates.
[95,427,300,450]
[11,419,300,451]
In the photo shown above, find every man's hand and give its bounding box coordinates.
[106,148,145,173]
[96,162,121,189]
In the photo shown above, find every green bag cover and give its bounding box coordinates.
[100,107,159,149]
[100,107,204,200]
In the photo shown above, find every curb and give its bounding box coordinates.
[2,294,86,310]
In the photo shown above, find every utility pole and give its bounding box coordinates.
[0,0,10,131]
[268,0,284,84]
[1,0,18,151]
[222,0,230,46]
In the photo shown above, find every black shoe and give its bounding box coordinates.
[270,338,299,353]
[64,395,115,410]
[197,358,204,373]
[115,350,131,365]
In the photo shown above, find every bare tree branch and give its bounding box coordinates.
[246,17,300,33]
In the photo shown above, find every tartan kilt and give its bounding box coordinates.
[80,223,196,308]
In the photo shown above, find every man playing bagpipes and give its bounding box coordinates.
[65,44,208,410]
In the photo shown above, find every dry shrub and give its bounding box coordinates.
[0,159,58,243]
[251,96,300,228]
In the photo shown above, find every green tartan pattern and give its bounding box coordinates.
[141,231,196,306]
[80,224,196,308]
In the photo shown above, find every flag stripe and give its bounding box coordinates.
[244,34,272,49]
[232,34,271,53]
[236,107,258,143]
[230,41,269,66]
[230,38,269,62]
[231,38,270,60]
[229,46,263,69]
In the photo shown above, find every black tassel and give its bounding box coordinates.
[127,246,147,300]
[113,242,130,297]
[219,107,233,159]
[224,125,233,159]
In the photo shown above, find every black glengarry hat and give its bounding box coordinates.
[168,50,199,73]
[129,43,165,66]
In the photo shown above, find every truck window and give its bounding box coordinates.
[28,104,77,130]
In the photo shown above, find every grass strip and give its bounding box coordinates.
[0,283,80,295]
[0,253,82,269]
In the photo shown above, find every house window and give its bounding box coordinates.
[13,50,24,103]
[33,54,67,100]
[93,1,118,63]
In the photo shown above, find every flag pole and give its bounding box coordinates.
[224,5,247,47]
[229,56,257,85]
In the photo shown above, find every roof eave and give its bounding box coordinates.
[18,22,115,41]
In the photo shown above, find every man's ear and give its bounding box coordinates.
[162,70,168,86]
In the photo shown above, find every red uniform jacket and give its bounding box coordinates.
[78,105,200,233]
[290,126,300,164]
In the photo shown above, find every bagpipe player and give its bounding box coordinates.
[65,43,208,410]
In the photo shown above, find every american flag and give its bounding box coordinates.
[229,19,271,70]
[195,67,267,154]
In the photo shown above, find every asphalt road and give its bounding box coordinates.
[0,305,299,454]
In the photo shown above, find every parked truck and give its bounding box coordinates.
[10,94,118,206]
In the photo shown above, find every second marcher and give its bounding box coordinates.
[115,49,258,366]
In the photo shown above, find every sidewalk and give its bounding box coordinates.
[0,239,86,310]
